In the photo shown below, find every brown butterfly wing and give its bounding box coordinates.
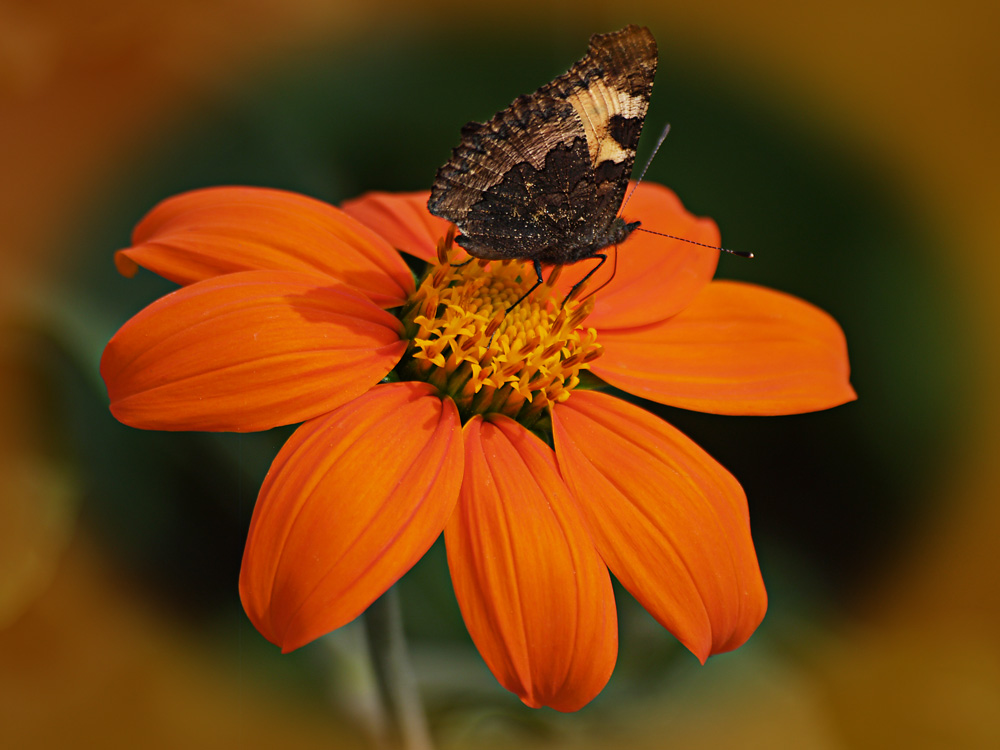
[428,25,657,265]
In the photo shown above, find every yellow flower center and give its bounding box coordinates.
[397,229,603,428]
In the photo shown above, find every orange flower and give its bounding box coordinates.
[101,182,855,711]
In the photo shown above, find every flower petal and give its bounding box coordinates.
[552,391,766,661]
[117,186,414,307]
[101,270,405,431]
[341,191,451,264]
[593,280,857,415]
[554,182,720,330]
[445,415,617,711]
[240,382,464,652]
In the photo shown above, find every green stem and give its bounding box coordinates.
[363,586,434,750]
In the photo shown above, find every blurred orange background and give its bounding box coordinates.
[2,1,998,747]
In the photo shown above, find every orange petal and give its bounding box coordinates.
[552,391,767,661]
[101,270,405,432]
[117,186,414,307]
[445,415,617,711]
[554,182,720,330]
[341,191,451,264]
[593,280,857,415]
[239,383,463,652]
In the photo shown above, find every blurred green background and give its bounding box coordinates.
[2,1,997,748]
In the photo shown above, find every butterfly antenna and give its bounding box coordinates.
[620,121,753,258]
[636,227,754,258]
[621,122,672,213]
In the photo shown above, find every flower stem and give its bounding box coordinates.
[363,585,433,750]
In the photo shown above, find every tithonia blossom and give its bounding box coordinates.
[101,182,854,711]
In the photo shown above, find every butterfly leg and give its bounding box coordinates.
[484,261,545,348]
[504,260,546,315]
[564,253,607,306]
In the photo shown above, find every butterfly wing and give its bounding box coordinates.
[429,93,583,260]
[546,25,657,241]
[428,25,657,264]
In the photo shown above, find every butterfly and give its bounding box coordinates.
[427,25,658,305]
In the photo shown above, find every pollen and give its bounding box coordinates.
[398,231,603,427]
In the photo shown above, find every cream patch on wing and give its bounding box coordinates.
[566,85,648,165]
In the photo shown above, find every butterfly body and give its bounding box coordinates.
[428,25,657,268]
